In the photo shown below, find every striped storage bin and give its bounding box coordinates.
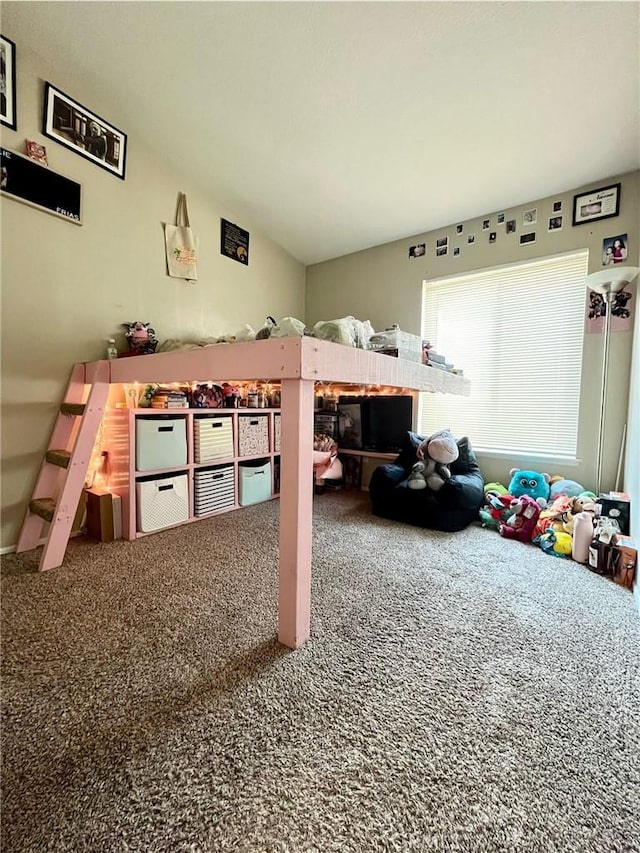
[274,414,281,452]
[238,414,269,457]
[136,472,189,533]
[194,464,235,516]
[194,414,234,463]
[239,459,272,506]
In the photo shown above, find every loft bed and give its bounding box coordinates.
[86,336,470,649]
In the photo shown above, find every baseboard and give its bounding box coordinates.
[0,530,84,557]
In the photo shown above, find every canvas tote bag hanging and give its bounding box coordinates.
[165,192,199,281]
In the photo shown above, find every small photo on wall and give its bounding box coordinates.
[548,216,563,232]
[467,235,475,244]
[436,245,448,257]
[602,233,628,266]
[497,213,505,224]
[456,224,463,234]
[506,219,516,234]
[436,237,448,248]
[482,219,490,230]
[520,232,536,246]
[408,242,426,259]
[453,247,460,256]
[523,208,537,225]
[553,201,562,212]
[489,232,497,243]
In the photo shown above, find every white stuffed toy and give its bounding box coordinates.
[407,429,459,491]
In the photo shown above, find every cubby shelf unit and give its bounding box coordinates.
[104,407,281,540]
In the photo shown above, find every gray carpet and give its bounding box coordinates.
[1,493,639,853]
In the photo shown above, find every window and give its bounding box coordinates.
[419,250,588,461]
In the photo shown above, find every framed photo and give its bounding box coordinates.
[523,208,537,225]
[42,83,127,179]
[602,233,628,266]
[1,35,17,130]
[572,183,621,226]
[408,242,425,259]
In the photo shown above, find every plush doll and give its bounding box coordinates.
[123,322,158,355]
[408,429,459,491]
[572,492,597,514]
[484,482,509,497]
[538,529,572,558]
[499,495,544,542]
[507,468,551,504]
[533,494,574,540]
[479,493,513,530]
[549,478,585,502]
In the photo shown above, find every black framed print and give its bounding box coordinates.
[1,35,17,130]
[221,218,250,264]
[42,83,127,179]
[572,183,621,226]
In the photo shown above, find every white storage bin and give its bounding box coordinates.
[136,416,187,472]
[136,473,189,533]
[238,459,272,506]
[274,414,281,452]
[238,414,269,457]
[194,415,234,463]
[194,464,235,515]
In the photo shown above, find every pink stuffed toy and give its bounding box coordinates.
[499,494,544,542]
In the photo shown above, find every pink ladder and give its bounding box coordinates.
[15,361,110,571]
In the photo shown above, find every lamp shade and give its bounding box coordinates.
[585,265,640,296]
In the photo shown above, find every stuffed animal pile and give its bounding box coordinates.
[480,467,597,560]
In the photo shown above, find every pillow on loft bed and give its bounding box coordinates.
[369,431,485,532]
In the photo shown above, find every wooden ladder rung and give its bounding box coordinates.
[60,402,86,416]
[45,449,71,469]
[29,498,57,523]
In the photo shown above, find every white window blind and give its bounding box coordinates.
[419,250,588,460]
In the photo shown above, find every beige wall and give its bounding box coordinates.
[307,172,640,492]
[0,44,305,549]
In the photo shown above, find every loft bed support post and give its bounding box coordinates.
[277,378,315,649]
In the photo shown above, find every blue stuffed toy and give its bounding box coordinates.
[508,468,551,504]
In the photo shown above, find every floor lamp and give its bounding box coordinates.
[585,265,639,495]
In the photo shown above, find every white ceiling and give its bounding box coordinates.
[4,1,640,264]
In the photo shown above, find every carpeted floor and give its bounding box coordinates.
[1,492,639,853]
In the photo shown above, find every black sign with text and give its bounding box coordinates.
[1,147,82,224]
[220,218,249,265]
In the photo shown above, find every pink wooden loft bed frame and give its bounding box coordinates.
[85,336,470,649]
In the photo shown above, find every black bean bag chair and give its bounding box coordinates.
[369,431,484,532]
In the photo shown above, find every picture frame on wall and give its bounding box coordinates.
[42,83,127,179]
[572,182,621,226]
[1,35,17,130]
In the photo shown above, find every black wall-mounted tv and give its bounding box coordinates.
[337,396,413,452]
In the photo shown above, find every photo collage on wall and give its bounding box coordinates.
[406,183,627,281]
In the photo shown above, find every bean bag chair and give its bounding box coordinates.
[369,431,484,532]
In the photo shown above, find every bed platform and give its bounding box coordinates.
[41,337,471,649]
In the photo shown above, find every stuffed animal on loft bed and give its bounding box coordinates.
[122,322,158,355]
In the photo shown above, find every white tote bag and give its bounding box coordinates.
[165,193,198,281]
